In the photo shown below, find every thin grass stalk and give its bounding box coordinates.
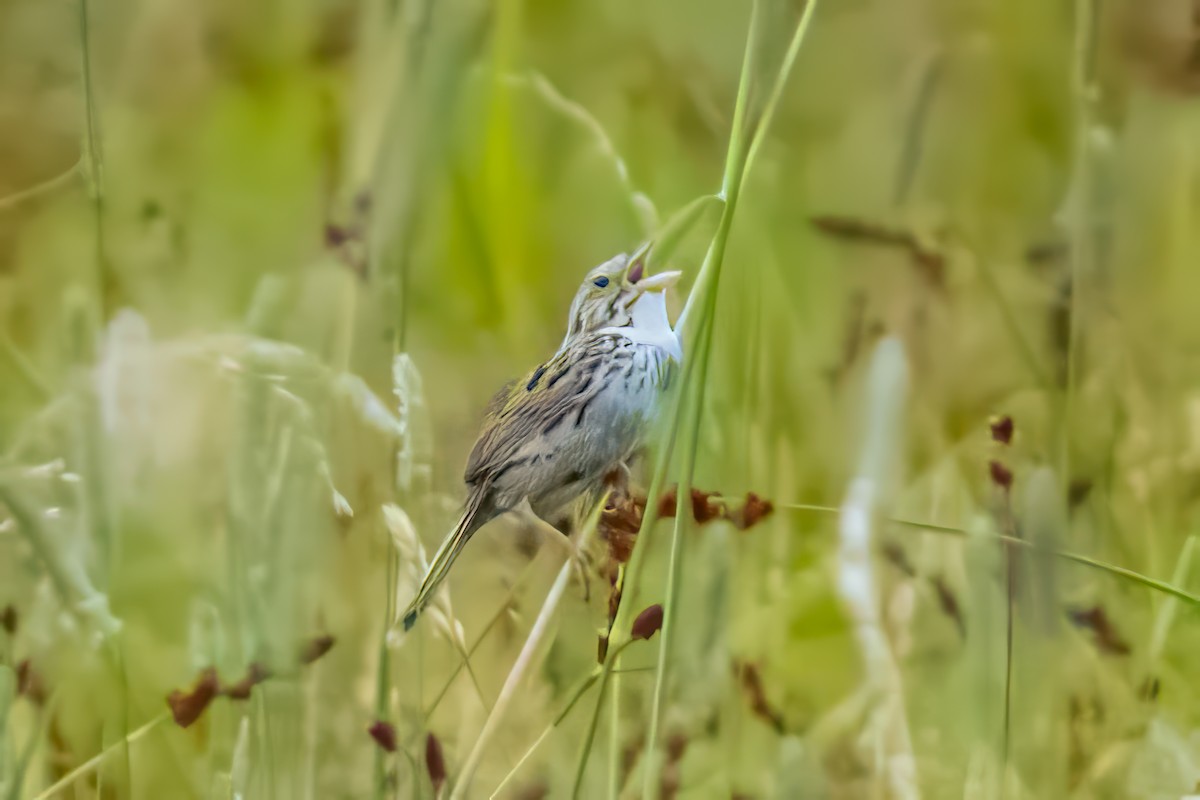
[1149,535,1197,663]
[1061,0,1100,497]
[383,505,490,717]
[450,516,598,799]
[417,553,543,727]
[346,0,407,190]
[565,650,662,798]
[491,728,552,800]
[368,14,473,765]
[782,504,1200,607]
[367,1,474,352]
[102,639,134,796]
[641,332,713,800]
[30,714,168,800]
[503,70,659,234]
[599,192,736,641]
[969,252,1053,392]
[77,0,109,313]
[605,657,621,800]
[647,194,723,276]
[372,546,398,800]
[1000,512,1015,795]
[572,660,623,798]
[488,666,602,798]
[633,223,737,791]
[0,158,81,212]
[893,50,944,207]
[576,235,729,796]
[366,3,432,781]
[675,0,820,339]
[346,0,420,358]
[639,78,747,800]
[672,0,758,342]
[423,617,491,719]
[629,0,760,618]
[616,0,818,599]
[572,2,822,792]
[740,0,821,187]
[481,0,526,337]
[643,0,829,793]
[595,196,729,635]
[573,119,734,800]
[451,560,571,798]
[571,336,697,791]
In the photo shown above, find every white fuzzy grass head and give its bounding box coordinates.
[382,503,465,650]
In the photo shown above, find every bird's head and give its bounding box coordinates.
[562,244,681,342]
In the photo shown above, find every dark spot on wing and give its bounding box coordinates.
[543,408,570,435]
[548,366,571,388]
[574,398,592,427]
[526,365,547,391]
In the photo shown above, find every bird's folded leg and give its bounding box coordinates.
[515,500,592,604]
[603,462,634,499]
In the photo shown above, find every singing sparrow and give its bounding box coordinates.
[402,246,682,630]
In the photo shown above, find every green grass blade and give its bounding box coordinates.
[31,713,167,800]
[784,504,1200,607]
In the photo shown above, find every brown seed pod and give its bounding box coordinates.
[167,667,220,728]
[299,634,336,665]
[730,492,774,530]
[989,460,1014,491]
[425,732,446,793]
[989,415,1014,445]
[631,604,664,641]
[368,720,397,753]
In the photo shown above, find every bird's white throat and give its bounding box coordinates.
[600,290,682,363]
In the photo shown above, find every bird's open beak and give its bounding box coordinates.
[624,242,681,293]
[634,269,681,292]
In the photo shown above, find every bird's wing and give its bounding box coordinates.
[464,379,519,485]
[464,335,622,486]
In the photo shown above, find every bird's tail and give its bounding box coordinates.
[401,490,491,632]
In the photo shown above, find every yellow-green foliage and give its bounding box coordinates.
[3,0,1200,798]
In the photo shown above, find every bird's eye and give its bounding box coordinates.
[593,276,610,288]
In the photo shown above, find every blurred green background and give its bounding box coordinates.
[4,0,1200,797]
